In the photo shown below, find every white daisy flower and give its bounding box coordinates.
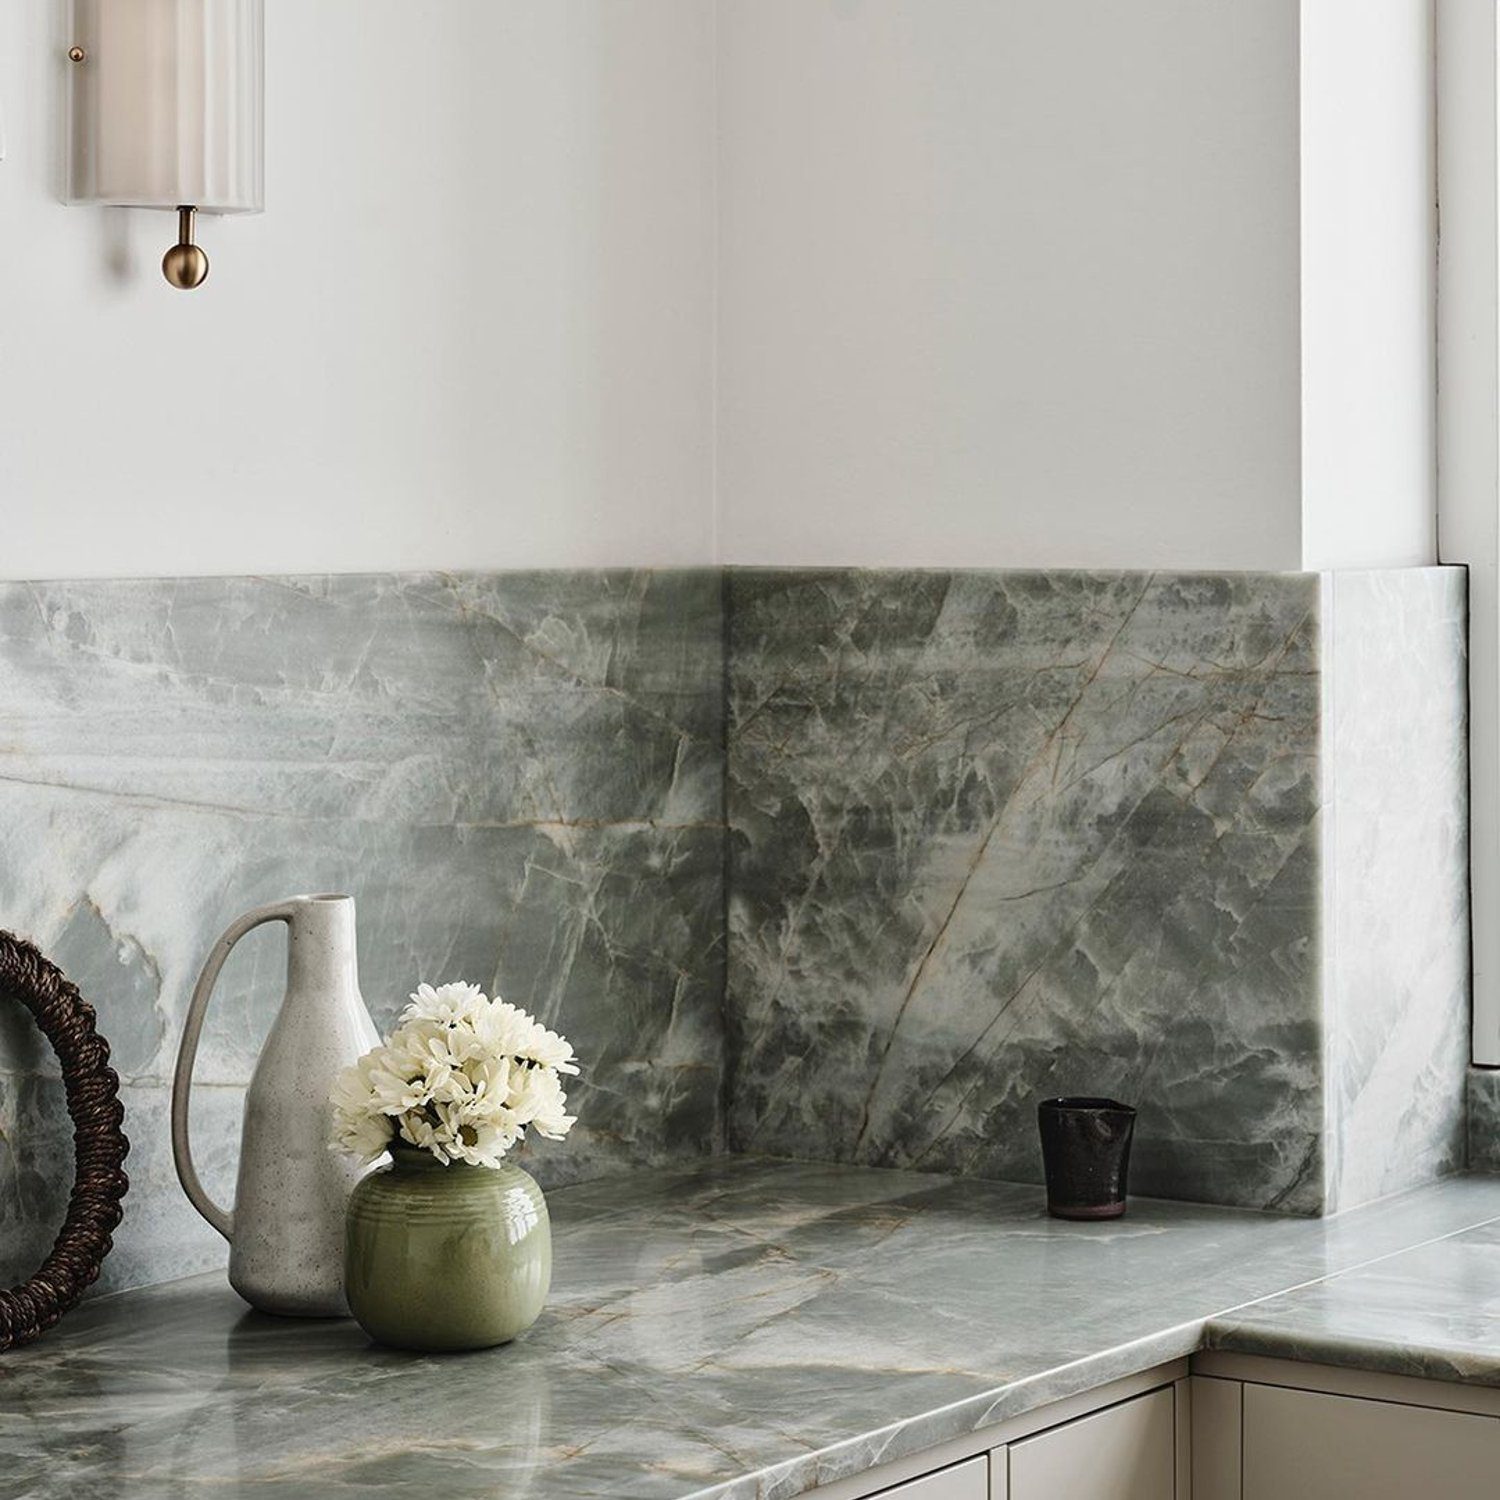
[400,981,489,1029]
[329,979,580,1169]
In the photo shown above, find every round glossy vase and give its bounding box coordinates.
[344,1144,551,1352]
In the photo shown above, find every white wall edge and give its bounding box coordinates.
[1436,0,1500,1063]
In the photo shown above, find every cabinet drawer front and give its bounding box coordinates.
[878,1455,987,1500]
[1244,1383,1500,1500]
[1008,1387,1174,1500]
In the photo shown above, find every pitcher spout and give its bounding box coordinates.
[284,893,359,998]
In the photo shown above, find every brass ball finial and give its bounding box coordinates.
[162,242,209,290]
[162,206,209,290]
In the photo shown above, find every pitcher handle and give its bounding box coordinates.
[170,901,297,1240]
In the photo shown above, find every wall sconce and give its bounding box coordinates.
[66,0,264,290]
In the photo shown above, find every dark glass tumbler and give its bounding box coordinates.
[1037,1097,1136,1220]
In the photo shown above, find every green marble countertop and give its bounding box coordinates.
[5,1157,1500,1500]
[1205,1215,1500,1382]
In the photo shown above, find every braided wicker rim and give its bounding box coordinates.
[0,930,130,1351]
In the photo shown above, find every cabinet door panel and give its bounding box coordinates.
[1009,1388,1174,1500]
[1191,1376,1242,1500]
[1243,1383,1500,1500]
[882,1455,987,1500]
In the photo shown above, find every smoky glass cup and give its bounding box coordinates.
[1037,1097,1137,1220]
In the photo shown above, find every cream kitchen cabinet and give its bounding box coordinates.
[826,1352,1500,1500]
[1006,1386,1176,1500]
[879,1456,988,1500]
[1243,1384,1500,1500]
[1191,1353,1500,1500]
[799,1365,1188,1500]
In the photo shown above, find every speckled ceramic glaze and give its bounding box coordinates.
[345,1144,552,1351]
[1037,1097,1137,1220]
[171,894,382,1317]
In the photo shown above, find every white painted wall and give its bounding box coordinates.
[1301,0,1437,569]
[716,0,1438,571]
[1436,0,1500,1063]
[715,0,1305,569]
[0,1,715,579]
[0,1,1439,578]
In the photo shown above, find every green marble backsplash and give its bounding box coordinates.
[725,568,1469,1216]
[0,571,728,1292]
[0,566,1473,1293]
[726,570,1326,1210]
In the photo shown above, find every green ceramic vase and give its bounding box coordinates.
[344,1143,552,1352]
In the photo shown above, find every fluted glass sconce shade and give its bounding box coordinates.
[67,0,264,288]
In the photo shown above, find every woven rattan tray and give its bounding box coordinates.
[0,931,130,1350]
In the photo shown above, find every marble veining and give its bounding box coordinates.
[5,1157,1500,1500]
[727,570,1327,1212]
[1205,1216,1500,1386]
[1319,570,1470,1210]
[0,564,1473,1297]
[0,571,727,1293]
[1469,1067,1500,1172]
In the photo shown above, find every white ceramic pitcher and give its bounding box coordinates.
[171,894,382,1316]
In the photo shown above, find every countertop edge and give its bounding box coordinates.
[683,1324,1212,1500]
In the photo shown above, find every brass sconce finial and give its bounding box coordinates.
[162,206,209,290]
